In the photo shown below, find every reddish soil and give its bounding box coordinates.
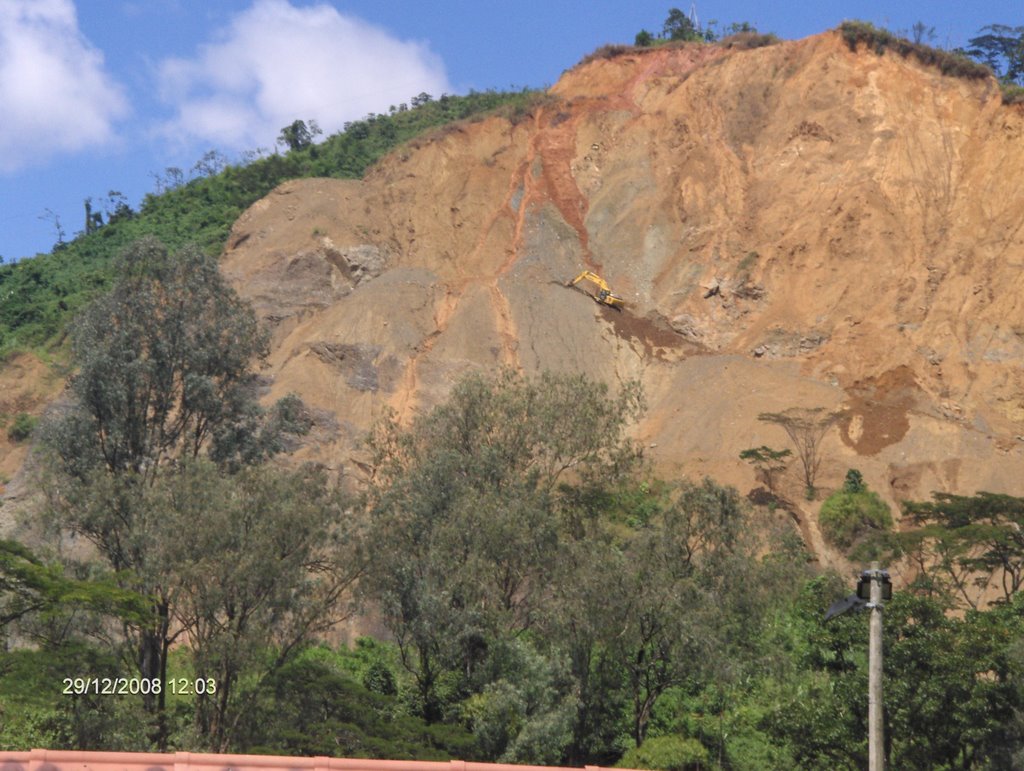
[839,366,922,454]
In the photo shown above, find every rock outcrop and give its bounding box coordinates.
[215,32,1024,562]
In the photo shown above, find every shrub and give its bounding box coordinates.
[492,92,562,126]
[363,661,398,696]
[720,31,781,50]
[578,44,637,66]
[739,445,791,495]
[819,485,893,549]
[618,734,710,771]
[1002,83,1024,105]
[7,412,37,442]
[839,21,991,81]
[843,468,865,493]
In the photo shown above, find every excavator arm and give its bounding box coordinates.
[566,271,626,308]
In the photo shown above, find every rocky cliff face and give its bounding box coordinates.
[220,31,1024,562]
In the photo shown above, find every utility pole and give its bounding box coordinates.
[823,563,892,769]
[868,561,884,771]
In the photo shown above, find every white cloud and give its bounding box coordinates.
[0,0,127,172]
[157,0,452,151]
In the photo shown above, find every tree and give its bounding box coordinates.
[191,150,227,178]
[103,190,134,224]
[725,21,756,36]
[757,408,841,498]
[0,539,147,630]
[38,208,66,249]
[43,236,304,484]
[231,647,475,758]
[900,491,1024,609]
[881,594,1024,769]
[39,236,309,743]
[614,479,751,746]
[739,445,791,495]
[842,468,865,493]
[0,639,152,750]
[363,370,643,722]
[150,460,360,750]
[635,29,655,47]
[277,119,323,152]
[618,735,710,770]
[663,8,702,42]
[770,584,1024,769]
[461,638,577,763]
[911,21,936,45]
[548,477,803,763]
[83,198,102,235]
[967,25,1024,84]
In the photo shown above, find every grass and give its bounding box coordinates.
[839,21,991,80]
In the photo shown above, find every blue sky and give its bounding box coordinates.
[1,0,1019,262]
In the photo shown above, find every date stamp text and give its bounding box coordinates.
[62,677,217,696]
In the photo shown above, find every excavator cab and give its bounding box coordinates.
[566,271,626,309]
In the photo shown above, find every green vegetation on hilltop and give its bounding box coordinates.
[632,8,775,48]
[604,9,779,62]
[614,11,1018,104]
[839,20,993,80]
[0,88,543,357]
[829,18,1024,101]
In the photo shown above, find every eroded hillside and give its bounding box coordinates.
[217,31,1024,562]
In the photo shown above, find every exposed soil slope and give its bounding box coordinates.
[0,353,63,508]
[172,33,1024,562]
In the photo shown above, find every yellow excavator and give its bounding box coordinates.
[565,271,626,309]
